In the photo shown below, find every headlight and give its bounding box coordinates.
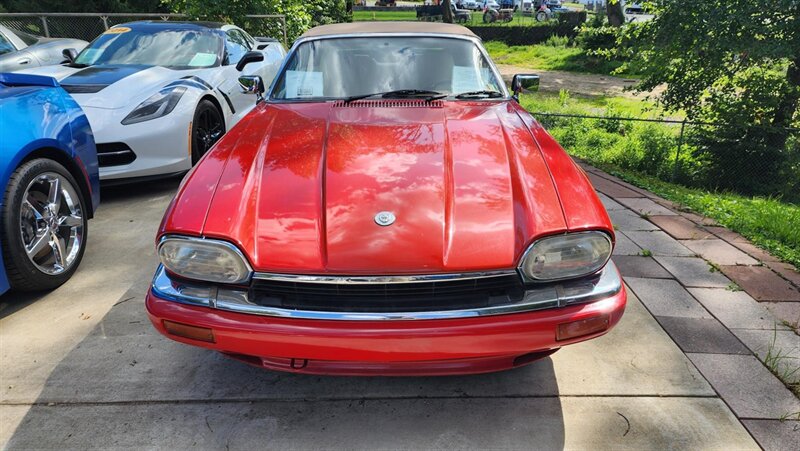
[121,86,186,125]
[519,232,612,282]
[158,236,252,284]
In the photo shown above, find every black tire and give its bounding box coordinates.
[1,159,89,292]
[191,100,225,165]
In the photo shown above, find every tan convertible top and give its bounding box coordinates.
[300,22,478,39]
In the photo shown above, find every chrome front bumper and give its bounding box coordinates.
[151,262,624,321]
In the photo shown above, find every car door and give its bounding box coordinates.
[0,30,39,71]
[217,29,259,122]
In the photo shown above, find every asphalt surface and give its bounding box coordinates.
[0,178,758,449]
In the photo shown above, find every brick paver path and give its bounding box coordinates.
[581,162,800,449]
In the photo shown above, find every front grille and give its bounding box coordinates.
[249,274,525,313]
[97,142,136,167]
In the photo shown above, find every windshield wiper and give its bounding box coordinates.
[454,90,504,99]
[344,89,445,103]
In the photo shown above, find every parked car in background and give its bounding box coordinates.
[499,0,519,10]
[417,3,471,23]
[451,3,472,22]
[0,25,87,72]
[0,73,99,294]
[20,21,286,183]
[624,2,646,14]
[146,22,626,376]
[462,0,481,10]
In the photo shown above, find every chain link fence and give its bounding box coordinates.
[0,13,288,48]
[534,112,800,204]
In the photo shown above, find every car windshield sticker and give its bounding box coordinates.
[104,26,131,34]
[188,53,217,67]
[285,70,323,98]
[452,66,483,93]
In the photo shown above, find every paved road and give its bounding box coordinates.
[0,178,758,449]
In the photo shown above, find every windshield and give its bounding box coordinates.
[0,33,14,56]
[271,37,505,101]
[74,26,223,69]
[15,29,40,46]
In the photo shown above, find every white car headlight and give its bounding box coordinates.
[122,86,186,125]
[158,236,252,284]
[519,232,612,282]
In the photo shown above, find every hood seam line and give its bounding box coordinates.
[512,108,569,231]
[251,109,278,265]
[441,106,455,268]
[319,105,332,268]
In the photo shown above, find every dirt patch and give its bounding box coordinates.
[496,64,664,100]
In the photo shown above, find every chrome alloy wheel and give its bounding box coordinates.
[19,172,84,275]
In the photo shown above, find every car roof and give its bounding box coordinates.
[299,22,478,39]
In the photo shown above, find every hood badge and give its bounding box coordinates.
[374,211,396,227]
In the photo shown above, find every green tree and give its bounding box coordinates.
[161,0,349,41]
[2,0,168,12]
[625,0,799,129]
[622,0,800,197]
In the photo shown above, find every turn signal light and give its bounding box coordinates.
[163,320,215,343]
[556,315,609,341]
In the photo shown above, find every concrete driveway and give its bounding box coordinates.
[0,178,765,449]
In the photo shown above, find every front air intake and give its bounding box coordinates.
[333,100,444,108]
[96,142,136,167]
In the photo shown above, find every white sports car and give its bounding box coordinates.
[20,21,286,182]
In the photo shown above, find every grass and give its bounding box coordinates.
[764,328,800,401]
[485,41,633,77]
[518,92,800,269]
[521,90,666,119]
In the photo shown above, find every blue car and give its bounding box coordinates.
[0,73,99,294]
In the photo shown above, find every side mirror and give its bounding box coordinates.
[239,75,265,102]
[512,74,540,98]
[62,48,78,63]
[236,51,264,72]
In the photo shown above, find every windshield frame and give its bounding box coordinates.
[267,33,510,103]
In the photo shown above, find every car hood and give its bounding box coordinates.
[17,64,182,109]
[168,101,576,274]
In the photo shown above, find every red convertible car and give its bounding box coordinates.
[146,22,626,375]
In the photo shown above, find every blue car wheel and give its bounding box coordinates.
[1,158,88,291]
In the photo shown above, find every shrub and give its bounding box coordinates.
[597,106,633,135]
[627,123,676,177]
[467,24,579,46]
[687,125,796,200]
[576,25,618,52]
[557,11,587,28]
[543,35,570,47]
